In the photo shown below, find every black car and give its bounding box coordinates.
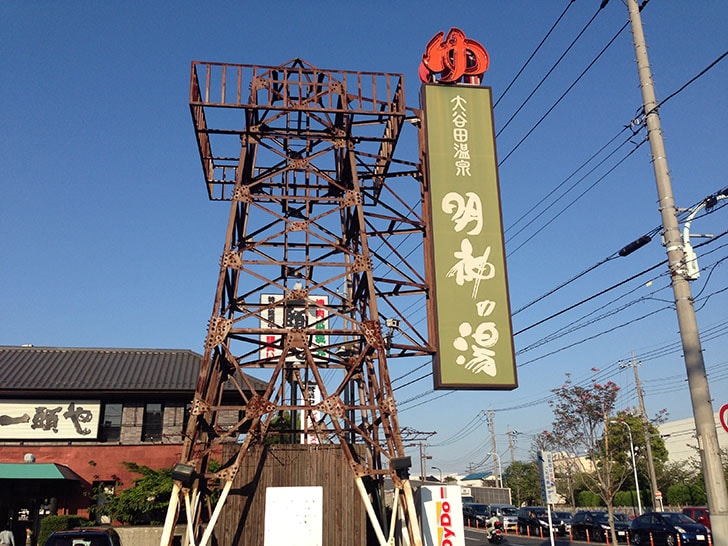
[571,510,630,542]
[43,527,122,546]
[630,512,711,546]
[555,511,573,533]
[517,506,566,537]
[463,502,491,527]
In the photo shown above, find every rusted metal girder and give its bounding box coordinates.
[161,58,435,546]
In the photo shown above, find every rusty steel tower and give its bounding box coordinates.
[160,59,435,546]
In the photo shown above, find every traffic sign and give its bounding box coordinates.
[720,403,728,433]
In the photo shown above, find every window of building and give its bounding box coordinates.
[100,403,122,442]
[142,402,164,442]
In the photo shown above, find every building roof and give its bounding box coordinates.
[462,471,495,481]
[0,345,268,395]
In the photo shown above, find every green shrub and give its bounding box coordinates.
[614,490,643,507]
[38,515,89,546]
[577,490,603,507]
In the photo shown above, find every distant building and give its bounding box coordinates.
[460,470,498,487]
[552,451,596,474]
[658,412,728,464]
[0,345,265,542]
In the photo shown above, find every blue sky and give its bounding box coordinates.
[2,2,727,476]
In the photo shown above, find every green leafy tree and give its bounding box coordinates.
[502,460,541,506]
[96,463,173,524]
[609,410,668,507]
[264,411,296,444]
[546,374,629,544]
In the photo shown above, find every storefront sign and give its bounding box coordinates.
[0,400,100,440]
[422,84,517,389]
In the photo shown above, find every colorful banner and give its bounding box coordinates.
[422,84,517,389]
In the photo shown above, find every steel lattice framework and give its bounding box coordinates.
[160,59,436,546]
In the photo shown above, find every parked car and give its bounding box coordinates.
[490,503,518,531]
[630,512,711,546]
[571,510,630,542]
[555,510,573,533]
[517,506,566,536]
[682,507,711,530]
[43,528,122,546]
[463,502,491,527]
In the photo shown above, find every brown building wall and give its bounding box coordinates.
[0,444,183,488]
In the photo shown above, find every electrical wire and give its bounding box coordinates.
[496,1,611,138]
[514,256,664,336]
[507,135,647,256]
[505,126,631,236]
[499,20,630,165]
[494,0,578,109]
[652,50,728,112]
[517,306,671,368]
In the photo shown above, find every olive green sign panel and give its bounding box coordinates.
[422,84,517,390]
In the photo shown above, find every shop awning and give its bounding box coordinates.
[0,463,81,480]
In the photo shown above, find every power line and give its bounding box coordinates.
[494,0,578,109]
[496,1,611,138]
[506,127,646,256]
[499,20,630,165]
[655,50,728,111]
[505,126,631,236]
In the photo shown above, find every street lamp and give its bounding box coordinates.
[490,452,503,488]
[610,420,642,515]
[432,465,442,482]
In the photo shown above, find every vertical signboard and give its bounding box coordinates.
[422,84,517,389]
[419,485,465,546]
[538,450,558,505]
[301,382,322,445]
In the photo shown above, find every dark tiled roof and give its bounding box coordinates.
[0,346,267,394]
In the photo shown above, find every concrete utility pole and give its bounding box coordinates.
[508,428,517,466]
[626,2,728,544]
[486,410,502,487]
[623,356,661,510]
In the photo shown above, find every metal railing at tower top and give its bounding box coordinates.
[189,59,409,201]
[190,59,405,114]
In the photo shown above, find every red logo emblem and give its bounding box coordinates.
[419,28,489,84]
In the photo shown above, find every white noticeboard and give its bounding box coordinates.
[264,486,322,546]
[419,485,466,546]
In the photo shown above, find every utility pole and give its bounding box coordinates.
[622,356,661,510]
[419,442,432,481]
[507,428,517,466]
[486,410,502,487]
[626,2,728,543]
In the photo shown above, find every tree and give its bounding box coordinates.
[264,411,296,444]
[502,460,541,506]
[546,374,629,544]
[610,410,668,509]
[93,463,173,524]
